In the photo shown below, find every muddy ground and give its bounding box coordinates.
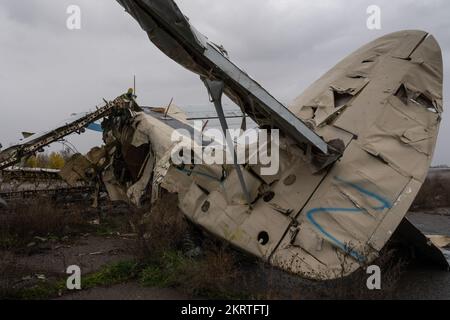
[66,209,450,300]
[0,208,447,300]
[1,169,449,300]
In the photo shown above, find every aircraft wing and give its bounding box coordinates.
[116,0,332,155]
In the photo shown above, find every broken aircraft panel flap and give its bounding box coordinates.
[395,218,449,270]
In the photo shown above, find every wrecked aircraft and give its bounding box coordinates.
[104,0,444,280]
[65,0,445,280]
[1,0,446,280]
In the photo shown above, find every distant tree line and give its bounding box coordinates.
[24,149,73,170]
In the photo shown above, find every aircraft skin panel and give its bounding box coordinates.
[270,31,443,279]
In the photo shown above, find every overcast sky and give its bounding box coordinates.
[0,0,449,165]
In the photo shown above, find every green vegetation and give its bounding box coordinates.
[83,261,141,288]
[0,189,250,300]
[0,191,409,300]
[0,200,93,250]
[1,260,140,300]
[141,251,188,288]
[25,151,67,169]
[7,281,66,300]
[0,200,131,250]
[139,248,250,299]
[2,253,248,300]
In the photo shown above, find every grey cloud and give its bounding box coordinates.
[0,0,449,165]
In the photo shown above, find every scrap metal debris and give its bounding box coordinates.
[0,94,138,206]
[0,95,136,172]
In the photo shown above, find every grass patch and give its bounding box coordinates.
[132,192,251,299]
[10,281,66,300]
[0,199,133,249]
[135,192,409,300]
[83,260,141,288]
[2,189,410,300]
[141,251,188,288]
[140,248,249,299]
[0,199,92,249]
[1,260,140,300]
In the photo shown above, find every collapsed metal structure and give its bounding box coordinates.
[0,95,136,204]
[0,96,134,171]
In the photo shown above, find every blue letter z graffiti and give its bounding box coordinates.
[305,176,392,262]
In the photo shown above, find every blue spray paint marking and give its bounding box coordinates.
[306,176,392,262]
[87,122,103,132]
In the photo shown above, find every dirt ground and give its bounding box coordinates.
[1,169,450,300]
[0,233,190,300]
[58,282,189,300]
[0,208,447,300]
